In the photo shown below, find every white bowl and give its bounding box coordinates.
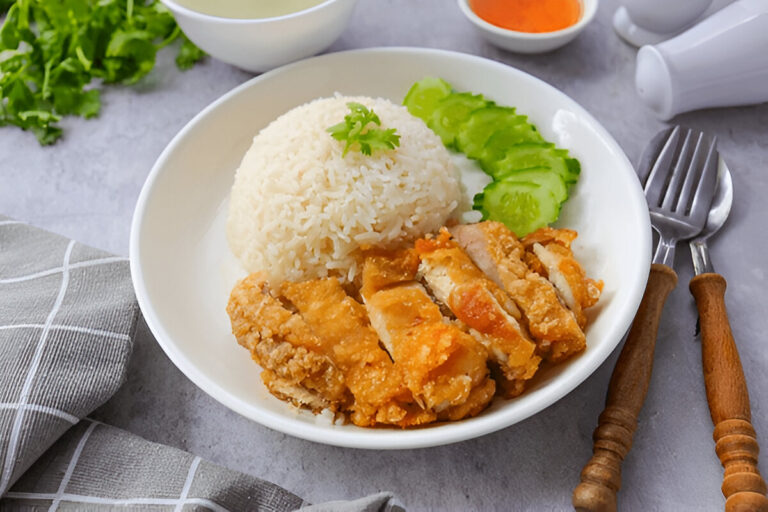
[457,0,599,53]
[130,47,651,450]
[160,0,358,73]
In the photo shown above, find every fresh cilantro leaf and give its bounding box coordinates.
[0,0,207,144]
[176,33,205,70]
[327,102,401,157]
[104,29,158,84]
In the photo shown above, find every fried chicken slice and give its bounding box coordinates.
[450,222,586,362]
[361,249,495,418]
[415,229,541,397]
[227,273,350,412]
[280,278,436,428]
[522,227,603,329]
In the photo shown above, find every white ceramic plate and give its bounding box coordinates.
[130,48,652,449]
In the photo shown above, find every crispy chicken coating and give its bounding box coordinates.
[450,222,587,362]
[361,249,495,418]
[415,229,541,397]
[228,222,602,427]
[280,278,436,427]
[227,273,350,412]
[522,227,603,329]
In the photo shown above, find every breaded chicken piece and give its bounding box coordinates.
[415,229,541,397]
[361,249,495,418]
[227,273,350,412]
[523,227,603,329]
[450,222,586,362]
[280,278,436,428]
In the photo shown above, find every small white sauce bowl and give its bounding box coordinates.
[160,0,358,73]
[458,0,598,54]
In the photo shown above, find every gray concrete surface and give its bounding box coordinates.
[2,0,767,510]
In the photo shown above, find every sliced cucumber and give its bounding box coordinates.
[477,123,544,169]
[484,142,580,184]
[495,166,568,203]
[428,92,490,148]
[473,180,560,237]
[565,156,581,183]
[482,142,552,176]
[403,77,453,123]
[401,77,584,235]
[455,106,522,159]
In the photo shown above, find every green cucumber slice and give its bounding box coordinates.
[428,92,490,148]
[478,123,544,169]
[495,166,568,203]
[473,180,560,237]
[402,76,584,235]
[484,142,580,184]
[565,156,581,183]
[403,77,453,123]
[455,106,523,159]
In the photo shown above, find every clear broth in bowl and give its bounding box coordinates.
[173,0,326,19]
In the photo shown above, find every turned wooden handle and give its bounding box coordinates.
[690,273,768,512]
[573,264,677,512]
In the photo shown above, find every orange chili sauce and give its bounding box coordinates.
[470,0,581,33]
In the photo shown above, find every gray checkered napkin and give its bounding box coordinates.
[0,216,404,512]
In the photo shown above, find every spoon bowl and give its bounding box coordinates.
[698,161,733,242]
[689,160,733,275]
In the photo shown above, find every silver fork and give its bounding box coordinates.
[643,126,720,267]
[573,126,719,512]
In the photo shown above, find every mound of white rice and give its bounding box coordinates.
[227,95,460,284]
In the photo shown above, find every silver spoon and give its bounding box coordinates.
[689,161,733,273]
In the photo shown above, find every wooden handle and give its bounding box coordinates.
[690,273,768,512]
[573,264,677,512]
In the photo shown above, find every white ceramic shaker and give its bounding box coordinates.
[614,0,714,46]
[635,0,768,120]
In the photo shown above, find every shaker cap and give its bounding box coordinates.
[635,45,676,120]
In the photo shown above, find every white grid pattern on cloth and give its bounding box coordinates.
[3,419,232,512]
[0,403,79,424]
[0,324,131,341]
[0,240,76,494]
[0,256,127,284]
[4,491,232,511]
[49,420,99,512]
[174,456,202,512]
[0,222,312,512]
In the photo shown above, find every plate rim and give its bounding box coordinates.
[130,46,652,449]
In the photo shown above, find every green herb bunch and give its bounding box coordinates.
[0,0,205,144]
[327,102,400,157]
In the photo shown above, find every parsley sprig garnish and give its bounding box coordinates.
[327,102,400,157]
[0,0,206,145]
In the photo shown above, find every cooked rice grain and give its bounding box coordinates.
[227,96,460,284]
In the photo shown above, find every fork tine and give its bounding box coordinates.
[674,130,706,213]
[637,126,676,184]
[688,135,719,226]
[661,128,695,211]
[644,126,682,207]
